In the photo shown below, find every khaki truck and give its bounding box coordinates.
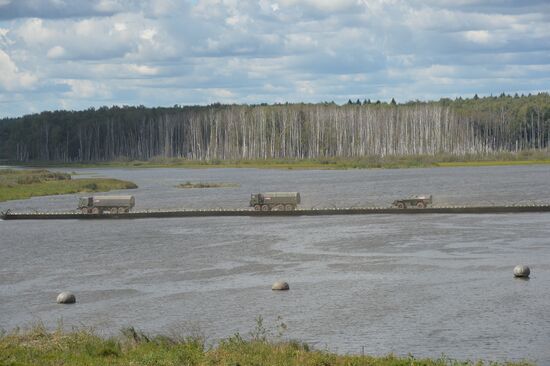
[250,192,301,211]
[79,195,135,214]
[392,195,432,209]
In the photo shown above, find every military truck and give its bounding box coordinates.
[392,195,432,209]
[78,195,135,214]
[250,192,301,211]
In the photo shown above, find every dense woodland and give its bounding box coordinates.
[0,93,549,162]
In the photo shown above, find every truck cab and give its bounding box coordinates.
[250,193,264,206]
[78,197,93,208]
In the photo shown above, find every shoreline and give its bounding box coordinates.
[3,154,550,170]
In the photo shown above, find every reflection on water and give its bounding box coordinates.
[1,165,550,362]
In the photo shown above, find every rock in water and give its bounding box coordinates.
[272,281,289,291]
[56,292,76,304]
[513,265,530,278]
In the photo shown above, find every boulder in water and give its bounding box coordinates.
[513,265,530,278]
[56,292,76,304]
[272,281,289,291]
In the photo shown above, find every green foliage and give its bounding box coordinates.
[1,93,549,164]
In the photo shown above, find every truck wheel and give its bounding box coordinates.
[81,208,89,214]
[92,207,99,214]
[261,205,269,211]
[118,207,125,214]
[110,207,118,214]
[254,204,261,211]
[285,204,294,211]
[416,202,426,208]
[397,202,405,209]
[274,204,284,211]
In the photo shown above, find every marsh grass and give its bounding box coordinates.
[0,322,533,366]
[0,169,137,202]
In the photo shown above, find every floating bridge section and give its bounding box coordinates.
[2,204,550,220]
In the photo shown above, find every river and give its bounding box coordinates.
[1,165,549,363]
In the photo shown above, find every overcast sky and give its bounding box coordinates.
[0,0,549,117]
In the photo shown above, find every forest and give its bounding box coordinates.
[0,93,549,162]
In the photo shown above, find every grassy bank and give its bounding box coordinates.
[0,169,137,202]
[7,150,550,170]
[0,325,531,366]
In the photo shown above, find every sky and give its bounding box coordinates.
[0,0,549,118]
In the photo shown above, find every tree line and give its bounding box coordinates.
[0,93,549,162]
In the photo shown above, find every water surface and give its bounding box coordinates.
[1,165,549,363]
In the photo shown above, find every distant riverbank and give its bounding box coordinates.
[5,151,550,170]
[0,169,137,202]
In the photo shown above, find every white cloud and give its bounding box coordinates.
[17,18,57,45]
[94,0,123,13]
[128,64,159,76]
[295,80,315,94]
[0,49,37,91]
[113,22,127,32]
[1,0,550,117]
[263,83,284,92]
[463,30,491,44]
[61,79,111,99]
[140,28,157,41]
[284,33,317,51]
[279,0,361,13]
[0,27,14,47]
[192,0,225,19]
[211,88,234,98]
[226,13,250,26]
[47,45,66,58]
[13,14,179,61]
[416,64,456,85]
[0,0,129,20]
[148,0,178,17]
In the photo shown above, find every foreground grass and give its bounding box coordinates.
[0,169,137,202]
[8,150,550,170]
[0,325,532,366]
